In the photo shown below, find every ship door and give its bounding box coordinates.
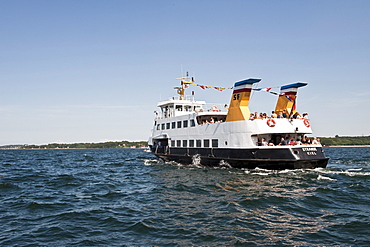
[153,138,169,154]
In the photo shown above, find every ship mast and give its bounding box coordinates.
[175,72,194,100]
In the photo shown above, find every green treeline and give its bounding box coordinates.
[3,136,370,149]
[319,136,370,146]
[21,141,148,149]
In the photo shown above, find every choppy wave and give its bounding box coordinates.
[1,147,370,246]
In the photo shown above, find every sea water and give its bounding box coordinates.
[1,147,369,246]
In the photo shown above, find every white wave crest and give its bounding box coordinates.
[144,159,160,166]
[317,175,335,181]
[316,168,370,177]
[192,154,201,166]
[218,160,232,169]
[252,172,271,176]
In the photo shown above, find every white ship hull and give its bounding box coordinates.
[148,75,329,169]
[149,117,328,169]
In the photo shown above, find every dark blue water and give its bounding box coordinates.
[1,147,369,246]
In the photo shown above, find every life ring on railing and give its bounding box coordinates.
[267,119,276,127]
[303,119,311,127]
[211,105,219,112]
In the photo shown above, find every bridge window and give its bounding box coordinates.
[177,121,182,128]
[171,140,175,147]
[190,119,196,127]
[183,120,188,128]
[196,140,201,147]
[212,139,218,148]
[189,140,194,147]
[185,106,192,112]
[204,139,210,148]
[161,123,165,130]
[182,140,187,147]
[166,123,170,129]
[171,122,176,129]
[176,140,181,147]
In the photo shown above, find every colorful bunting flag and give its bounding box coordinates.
[194,84,226,91]
[253,88,279,95]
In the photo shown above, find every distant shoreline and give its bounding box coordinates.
[319,136,370,146]
[2,145,370,150]
[0,147,148,150]
[0,141,148,150]
[325,145,370,147]
[1,136,370,149]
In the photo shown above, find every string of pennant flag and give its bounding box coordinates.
[253,87,295,101]
[253,87,278,94]
[185,82,294,101]
[184,82,232,91]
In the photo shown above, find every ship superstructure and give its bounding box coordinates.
[148,74,328,169]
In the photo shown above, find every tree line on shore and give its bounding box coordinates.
[319,136,370,146]
[1,136,369,149]
[18,141,147,149]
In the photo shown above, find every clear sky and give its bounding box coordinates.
[1,0,369,145]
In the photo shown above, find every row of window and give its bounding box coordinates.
[157,119,196,130]
[170,139,218,148]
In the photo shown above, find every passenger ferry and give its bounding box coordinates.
[148,74,329,170]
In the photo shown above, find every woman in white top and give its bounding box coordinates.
[312,137,319,145]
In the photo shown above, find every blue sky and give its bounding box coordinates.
[1,0,369,145]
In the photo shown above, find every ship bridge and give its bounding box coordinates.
[156,97,205,119]
[156,98,228,120]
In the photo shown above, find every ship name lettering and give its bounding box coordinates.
[302,147,317,151]
[306,152,317,155]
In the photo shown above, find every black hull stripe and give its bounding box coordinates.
[150,146,329,170]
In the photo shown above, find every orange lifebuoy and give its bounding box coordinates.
[267,118,276,127]
[303,119,310,127]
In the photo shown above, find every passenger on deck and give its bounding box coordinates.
[295,138,302,145]
[306,137,312,144]
[249,113,255,120]
[278,137,288,146]
[312,137,319,145]
[277,112,283,118]
[282,109,288,118]
[268,140,275,146]
[271,111,277,118]
[210,117,215,123]
[293,112,301,119]
[288,137,296,145]
[261,138,268,146]
[211,105,219,112]
[302,113,309,119]
[301,136,308,145]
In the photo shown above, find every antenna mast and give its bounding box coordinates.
[175,71,194,100]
